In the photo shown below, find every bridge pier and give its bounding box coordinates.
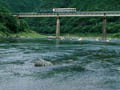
[56,17,60,38]
[17,17,21,25]
[102,16,107,40]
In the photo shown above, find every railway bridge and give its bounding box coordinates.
[12,11,120,40]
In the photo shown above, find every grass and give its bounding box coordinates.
[0,31,49,38]
[8,31,48,38]
[0,31,8,37]
[0,31,120,39]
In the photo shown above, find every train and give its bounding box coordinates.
[37,8,76,13]
[53,8,76,13]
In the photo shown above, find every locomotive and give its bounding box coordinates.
[37,8,76,13]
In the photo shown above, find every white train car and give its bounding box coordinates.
[53,8,76,13]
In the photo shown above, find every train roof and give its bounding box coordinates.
[53,8,76,9]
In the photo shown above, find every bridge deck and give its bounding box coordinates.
[13,11,120,17]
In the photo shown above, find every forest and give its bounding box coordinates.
[0,0,120,36]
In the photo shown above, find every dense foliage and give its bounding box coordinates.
[0,1,29,34]
[1,0,120,34]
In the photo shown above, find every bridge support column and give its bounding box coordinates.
[17,17,21,25]
[102,16,107,40]
[56,17,60,38]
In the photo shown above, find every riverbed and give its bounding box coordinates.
[0,38,120,90]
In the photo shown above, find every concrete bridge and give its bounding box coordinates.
[12,11,120,40]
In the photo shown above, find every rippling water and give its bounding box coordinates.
[0,38,120,90]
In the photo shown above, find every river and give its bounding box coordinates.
[0,38,120,90]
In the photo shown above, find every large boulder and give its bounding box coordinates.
[34,59,53,67]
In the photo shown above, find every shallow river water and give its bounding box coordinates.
[0,38,120,90]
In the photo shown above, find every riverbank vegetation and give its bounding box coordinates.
[0,0,120,38]
[0,2,30,37]
[8,31,47,38]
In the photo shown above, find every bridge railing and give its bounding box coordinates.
[12,11,120,17]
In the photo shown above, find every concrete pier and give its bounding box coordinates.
[56,17,60,38]
[17,17,21,25]
[102,16,107,40]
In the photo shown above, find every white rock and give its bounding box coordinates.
[34,59,53,67]
[78,38,83,41]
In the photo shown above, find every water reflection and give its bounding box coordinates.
[56,39,60,48]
